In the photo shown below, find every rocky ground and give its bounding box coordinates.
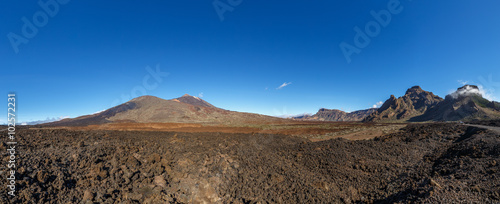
[470,119,500,127]
[0,123,499,203]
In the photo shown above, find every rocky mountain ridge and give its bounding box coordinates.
[301,108,377,121]
[363,86,443,122]
[365,85,500,122]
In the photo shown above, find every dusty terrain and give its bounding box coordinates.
[1,122,499,203]
[52,121,405,142]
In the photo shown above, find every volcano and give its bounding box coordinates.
[46,94,282,126]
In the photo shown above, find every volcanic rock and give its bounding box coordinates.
[411,85,500,121]
[363,86,443,122]
[306,108,377,121]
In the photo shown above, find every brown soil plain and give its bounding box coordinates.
[1,120,499,203]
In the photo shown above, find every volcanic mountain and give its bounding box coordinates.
[363,86,443,122]
[303,108,377,121]
[47,94,282,126]
[173,94,215,108]
[410,85,500,121]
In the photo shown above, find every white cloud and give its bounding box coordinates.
[477,75,499,101]
[271,106,312,118]
[198,92,204,98]
[449,85,495,101]
[93,109,105,114]
[276,113,313,118]
[273,107,288,116]
[22,116,70,125]
[450,85,480,99]
[276,82,292,90]
[372,101,384,108]
[458,80,469,86]
[477,85,496,101]
[456,76,499,101]
[478,85,495,101]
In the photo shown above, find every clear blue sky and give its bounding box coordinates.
[1,0,500,123]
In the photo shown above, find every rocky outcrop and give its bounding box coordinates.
[305,108,377,121]
[410,85,500,121]
[363,86,443,122]
[364,85,500,122]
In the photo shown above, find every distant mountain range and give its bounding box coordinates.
[46,94,282,126]
[409,85,500,121]
[44,85,500,126]
[301,85,500,122]
[297,108,377,122]
[364,85,500,122]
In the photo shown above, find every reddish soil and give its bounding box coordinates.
[58,121,389,140]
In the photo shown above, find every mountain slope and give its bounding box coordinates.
[172,94,215,108]
[47,95,282,126]
[363,86,443,122]
[410,85,500,121]
[304,108,377,121]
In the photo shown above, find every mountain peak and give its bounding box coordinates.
[451,84,482,99]
[364,86,443,122]
[45,93,282,126]
[405,85,424,95]
[181,94,204,100]
[175,94,214,108]
[130,95,162,102]
[410,85,422,90]
[458,84,479,90]
[412,84,500,121]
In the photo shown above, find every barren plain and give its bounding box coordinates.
[1,121,499,203]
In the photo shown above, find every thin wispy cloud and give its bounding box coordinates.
[198,92,204,98]
[276,82,292,90]
[22,116,70,125]
[372,101,383,108]
[477,75,500,101]
[458,80,469,86]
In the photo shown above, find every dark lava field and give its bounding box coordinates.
[1,123,499,203]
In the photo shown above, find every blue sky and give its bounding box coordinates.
[1,0,500,123]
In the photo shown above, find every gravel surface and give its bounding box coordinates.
[0,123,498,203]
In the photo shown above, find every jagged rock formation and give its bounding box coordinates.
[411,85,500,121]
[364,85,500,122]
[304,108,377,121]
[363,86,443,122]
